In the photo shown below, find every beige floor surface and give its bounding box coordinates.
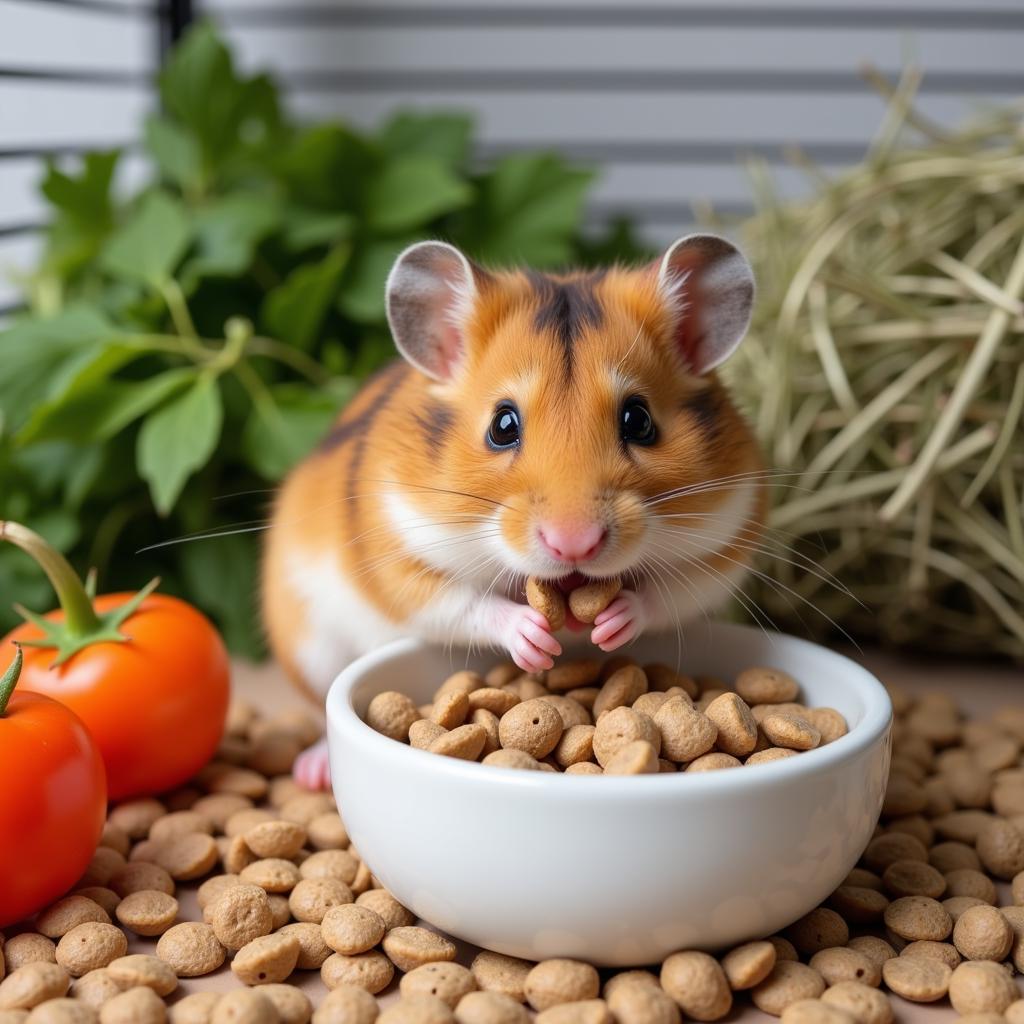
[136,648,1024,1019]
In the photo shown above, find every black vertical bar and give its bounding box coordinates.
[158,0,195,62]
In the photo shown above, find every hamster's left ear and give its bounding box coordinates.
[386,240,490,382]
[653,233,755,375]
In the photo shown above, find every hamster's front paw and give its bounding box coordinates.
[591,590,646,652]
[501,604,562,672]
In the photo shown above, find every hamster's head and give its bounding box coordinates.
[384,234,760,589]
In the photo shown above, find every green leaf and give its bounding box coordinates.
[145,115,204,194]
[0,309,120,431]
[365,156,473,234]
[261,246,349,350]
[101,191,192,287]
[178,531,263,657]
[461,154,593,266]
[187,192,282,280]
[20,368,195,445]
[137,375,223,515]
[41,150,119,229]
[282,206,354,252]
[379,113,472,169]
[279,124,378,211]
[337,236,417,324]
[240,381,354,480]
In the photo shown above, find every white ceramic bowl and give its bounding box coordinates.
[326,622,891,966]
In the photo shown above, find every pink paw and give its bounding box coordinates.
[503,605,562,672]
[293,738,332,791]
[591,591,645,652]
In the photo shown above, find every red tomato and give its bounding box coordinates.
[7,592,230,800]
[0,648,106,927]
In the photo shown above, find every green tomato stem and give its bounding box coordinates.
[0,521,102,636]
[0,643,22,716]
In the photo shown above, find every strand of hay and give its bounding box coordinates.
[722,75,1024,660]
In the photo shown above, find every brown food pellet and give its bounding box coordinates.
[882,859,946,899]
[321,952,394,995]
[114,890,178,936]
[239,858,301,893]
[300,849,359,885]
[592,708,660,767]
[827,886,888,924]
[761,713,821,751]
[400,963,477,1008]
[26,997,97,1024]
[525,961,600,1013]
[807,949,880,988]
[899,940,961,970]
[567,577,621,624]
[883,896,952,941]
[108,800,166,840]
[109,864,174,900]
[149,811,213,843]
[785,908,849,956]
[288,878,353,924]
[735,667,799,705]
[746,748,799,766]
[98,987,166,1024]
[751,962,825,1016]
[431,693,470,731]
[948,961,1019,1015]
[209,883,273,951]
[526,578,566,632]
[591,666,647,720]
[498,700,563,759]
[322,905,388,955]
[976,819,1024,879]
[54,924,127,978]
[470,952,533,1003]
[36,898,110,939]
[155,923,225,977]
[105,955,177,997]
[481,749,543,771]
[721,941,776,990]
[244,821,306,860]
[71,889,119,919]
[819,982,892,1024]
[704,693,758,757]
[307,813,349,850]
[454,991,530,1024]
[209,989,275,1024]
[0,964,70,1010]
[605,982,680,1024]
[366,692,421,742]
[383,929,458,974]
[231,933,301,986]
[534,1000,610,1024]
[69,970,121,1010]
[429,725,488,761]
[952,904,1013,961]
[356,890,416,931]
[779,1000,857,1024]
[275,923,331,971]
[603,740,659,775]
[313,985,380,1024]
[259,984,312,1024]
[378,994,454,1024]
[845,937,896,969]
[654,698,717,763]
[2,937,56,973]
[881,956,952,1002]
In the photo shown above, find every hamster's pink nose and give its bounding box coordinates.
[539,522,607,564]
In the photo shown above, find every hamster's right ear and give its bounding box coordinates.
[385,240,489,382]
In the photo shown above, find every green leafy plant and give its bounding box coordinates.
[0,22,645,655]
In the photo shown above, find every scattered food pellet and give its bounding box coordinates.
[6,669,1024,1024]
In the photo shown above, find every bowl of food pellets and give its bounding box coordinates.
[326,621,893,965]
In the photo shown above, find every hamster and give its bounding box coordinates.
[262,233,765,788]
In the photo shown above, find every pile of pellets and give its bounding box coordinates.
[1,678,1023,1024]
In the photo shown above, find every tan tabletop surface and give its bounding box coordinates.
[133,648,1024,1019]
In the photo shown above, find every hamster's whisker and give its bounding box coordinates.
[353,478,512,511]
[643,536,779,641]
[348,530,504,580]
[646,525,860,650]
[647,516,859,604]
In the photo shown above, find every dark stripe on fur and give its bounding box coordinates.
[527,271,605,377]
[414,399,456,454]
[318,361,407,453]
[682,385,722,440]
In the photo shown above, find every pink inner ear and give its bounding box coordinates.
[435,321,465,380]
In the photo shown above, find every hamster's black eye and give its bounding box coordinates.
[487,402,521,450]
[621,397,657,446]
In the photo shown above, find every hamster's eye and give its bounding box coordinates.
[487,402,521,450]
[621,396,657,446]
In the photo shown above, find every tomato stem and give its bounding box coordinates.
[0,643,22,716]
[0,520,162,666]
[0,521,101,635]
